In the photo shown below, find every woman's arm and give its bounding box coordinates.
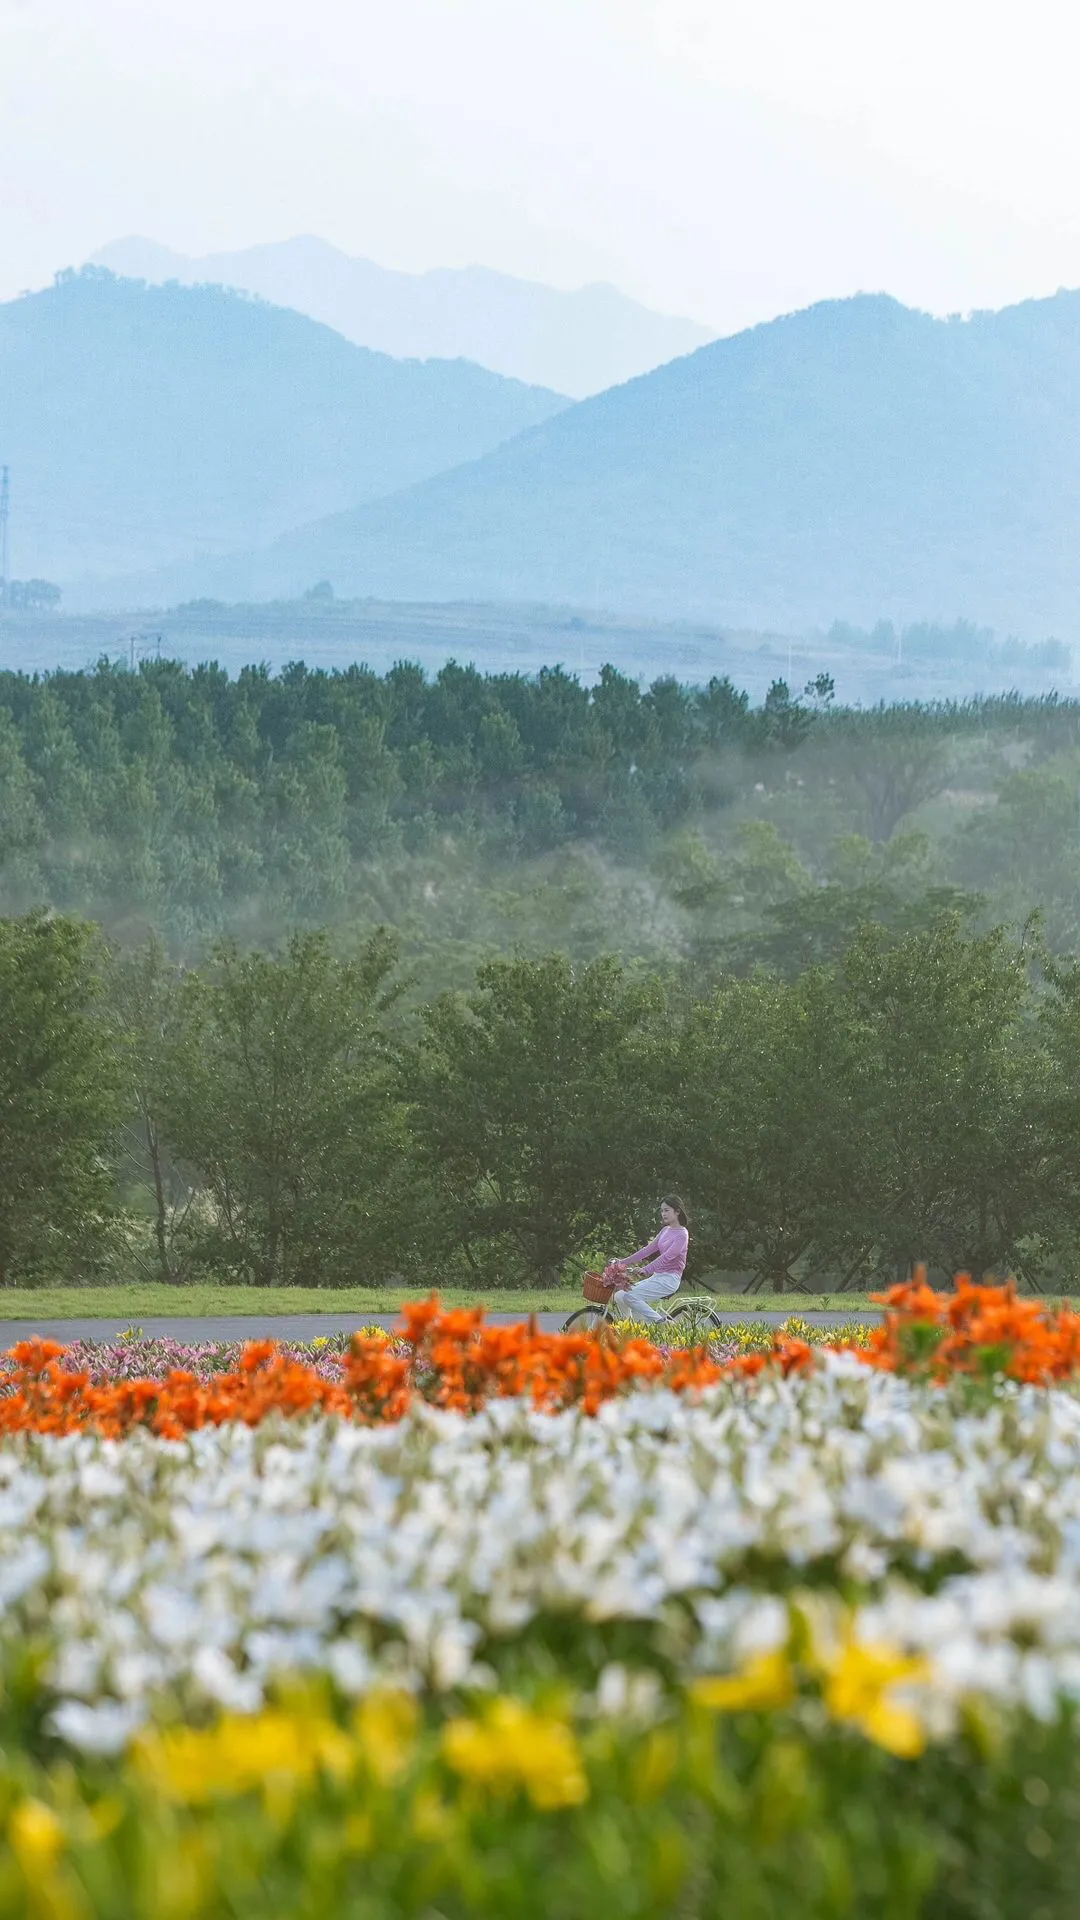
[622,1235,661,1268]
[633,1227,687,1277]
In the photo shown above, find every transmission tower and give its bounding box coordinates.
[0,466,9,599]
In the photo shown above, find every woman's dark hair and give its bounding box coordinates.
[662,1193,689,1229]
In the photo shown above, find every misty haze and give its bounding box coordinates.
[5,8,1080,1905]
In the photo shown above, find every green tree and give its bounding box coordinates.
[18,689,98,908]
[821,709,953,842]
[668,968,865,1291]
[757,679,813,751]
[405,954,663,1285]
[666,821,812,988]
[0,711,45,905]
[105,934,194,1282]
[693,674,752,750]
[0,912,121,1285]
[836,918,1050,1281]
[163,929,408,1285]
[721,834,979,979]
[1023,955,1080,1289]
[264,723,351,919]
[669,916,1052,1291]
[951,752,1080,952]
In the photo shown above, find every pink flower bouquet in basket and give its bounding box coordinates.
[581,1260,627,1304]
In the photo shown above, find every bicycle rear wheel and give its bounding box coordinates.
[561,1305,610,1333]
[666,1301,724,1334]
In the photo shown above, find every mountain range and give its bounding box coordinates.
[118,289,1080,639]
[88,237,714,399]
[0,269,566,583]
[11,272,1080,641]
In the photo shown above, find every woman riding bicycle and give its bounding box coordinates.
[610,1195,689,1323]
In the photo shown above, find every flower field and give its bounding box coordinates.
[3,1284,1080,1916]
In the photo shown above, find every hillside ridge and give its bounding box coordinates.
[89,235,715,398]
[0,268,567,583]
[135,286,1080,638]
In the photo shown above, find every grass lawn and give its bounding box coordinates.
[0,1283,880,1320]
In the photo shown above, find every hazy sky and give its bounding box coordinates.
[3,0,1079,329]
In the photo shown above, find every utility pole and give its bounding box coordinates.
[0,466,9,602]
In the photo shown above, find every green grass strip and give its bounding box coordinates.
[0,1284,879,1320]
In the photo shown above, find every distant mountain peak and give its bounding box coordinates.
[0,270,567,585]
[134,283,1080,641]
[87,236,716,397]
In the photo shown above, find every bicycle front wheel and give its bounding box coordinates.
[561,1305,610,1333]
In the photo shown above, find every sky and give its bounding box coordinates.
[3,0,1080,330]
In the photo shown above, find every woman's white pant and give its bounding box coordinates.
[611,1272,681,1323]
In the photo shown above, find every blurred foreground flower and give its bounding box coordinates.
[442,1698,588,1809]
[819,1638,932,1758]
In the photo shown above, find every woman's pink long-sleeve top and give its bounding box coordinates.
[623,1224,688,1278]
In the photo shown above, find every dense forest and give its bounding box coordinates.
[4,908,1080,1294]
[3,657,1080,981]
[4,658,1080,1292]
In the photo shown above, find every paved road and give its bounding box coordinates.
[0,1309,881,1344]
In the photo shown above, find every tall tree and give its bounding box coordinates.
[822,708,954,842]
[163,929,408,1285]
[105,934,194,1282]
[0,912,121,1285]
[668,967,866,1291]
[837,918,1049,1280]
[406,954,663,1285]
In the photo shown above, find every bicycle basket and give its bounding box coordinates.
[582,1270,616,1303]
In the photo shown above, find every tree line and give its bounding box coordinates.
[7,906,1080,1294]
[0,579,62,610]
[0,656,763,935]
[4,658,1080,956]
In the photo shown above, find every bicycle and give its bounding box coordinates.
[561,1281,724,1337]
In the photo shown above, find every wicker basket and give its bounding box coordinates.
[582,1270,614,1303]
[582,1265,623,1303]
